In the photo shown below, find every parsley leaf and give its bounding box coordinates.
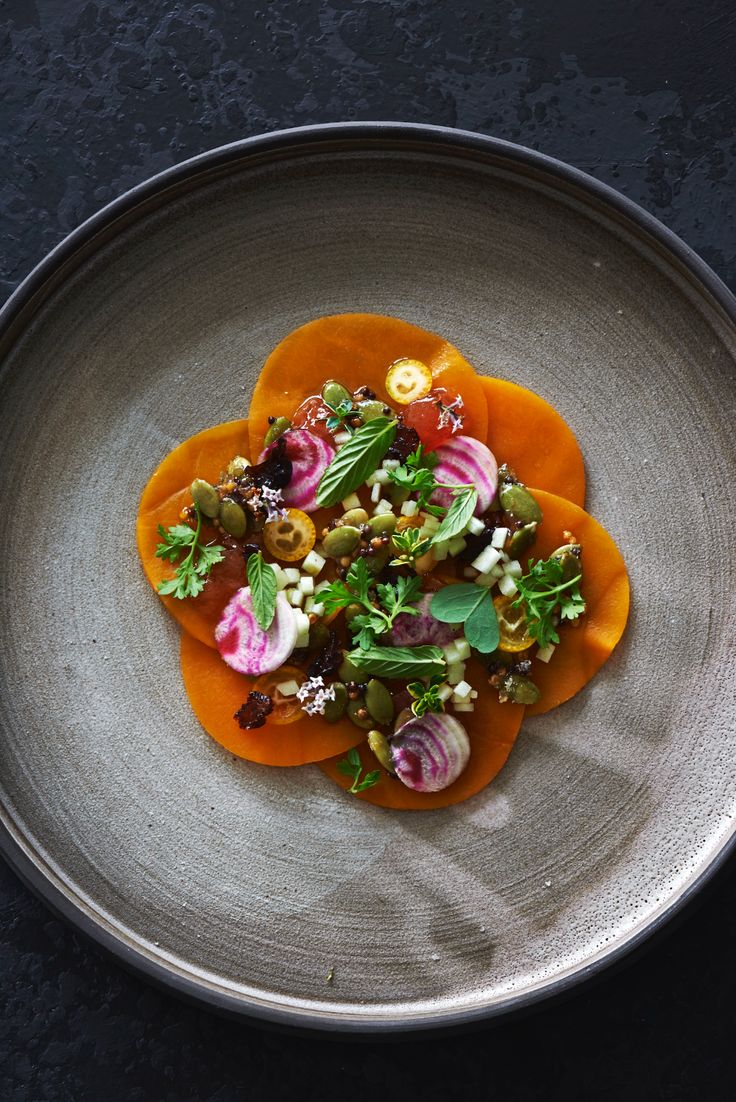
[387,446,444,515]
[512,556,585,649]
[246,551,278,631]
[336,746,382,794]
[155,506,225,600]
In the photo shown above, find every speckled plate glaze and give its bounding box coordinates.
[1,124,735,1033]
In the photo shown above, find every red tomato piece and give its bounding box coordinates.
[403,388,465,451]
[290,395,333,441]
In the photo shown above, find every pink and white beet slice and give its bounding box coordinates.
[258,428,335,513]
[215,588,297,675]
[430,435,498,514]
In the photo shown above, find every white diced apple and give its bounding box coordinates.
[341,493,362,512]
[373,499,393,515]
[436,683,453,703]
[370,482,382,503]
[302,550,326,576]
[275,679,300,697]
[268,562,288,590]
[505,559,523,578]
[452,680,473,702]
[447,661,466,685]
[471,545,502,574]
[382,458,400,471]
[536,643,556,664]
[497,573,518,597]
[400,499,419,517]
[467,516,486,536]
[442,641,460,664]
[454,638,471,661]
[298,575,315,595]
[287,587,304,607]
[491,527,509,549]
[333,431,351,446]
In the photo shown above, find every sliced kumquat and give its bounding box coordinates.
[385,357,433,404]
[493,593,535,652]
[262,508,316,562]
[253,665,307,725]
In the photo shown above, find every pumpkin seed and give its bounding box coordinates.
[226,455,250,478]
[367,729,395,773]
[366,513,397,537]
[341,507,370,527]
[322,525,361,558]
[499,483,543,524]
[364,545,391,575]
[308,621,330,652]
[357,399,390,422]
[338,655,363,683]
[501,673,541,705]
[507,521,538,558]
[323,682,348,723]
[347,698,374,730]
[263,416,291,448]
[219,498,248,538]
[551,543,582,583]
[365,678,394,726]
[190,478,220,518]
[321,380,352,410]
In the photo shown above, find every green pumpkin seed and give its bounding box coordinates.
[389,483,410,507]
[308,622,330,652]
[219,497,248,538]
[263,416,291,448]
[367,729,395,773]
[341,507,369,527]
[321,380,353,410]
[366,512,397,537]
[499,483,543,525]
[364,545,391,575]
[339,656,363,683]
[347,698,374,730]
[394,707,413,732]
[322,525,361,558]
[357,399,391,422]
[551,544,583,583]
[190,478,220,519]
[507,521,538,558]
[344,603,364,626]
[323,682,348,723]
[501,673,541,705]
[365,679,394,726]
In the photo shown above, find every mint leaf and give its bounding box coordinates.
[346,645,446,680]
[431,487,478,545]
[247,551,277,631]
[316,417,397,507]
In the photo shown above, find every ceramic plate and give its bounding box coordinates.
[1,124,734,1033]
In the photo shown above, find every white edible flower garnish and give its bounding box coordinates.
[258,485,288,522]
[297,675,336,715]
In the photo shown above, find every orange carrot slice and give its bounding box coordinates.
[180,632,365,765]
[524,489,630,716]
[319,657,525,809]
[247,314,489,461]
[136,420,250,647]
[482,378,586,507]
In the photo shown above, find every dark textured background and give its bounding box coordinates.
[1,1,735,1099]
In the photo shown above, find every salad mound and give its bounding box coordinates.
[136,313,629,810]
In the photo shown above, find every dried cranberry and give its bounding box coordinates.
[308,631,342,680]
[234,691,273,730]
[386,422,420,461]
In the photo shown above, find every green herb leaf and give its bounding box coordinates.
[407,675,446,717]
[155,507,225,601]
[316,417,397,507]
[335,747,382,794]
[346,645,446,680]
[320,562,422,650]
[429,582,499,654]
[513,556,585,649]
[431,487,478,544]
[246,551,278,631]
[389,527,433,566]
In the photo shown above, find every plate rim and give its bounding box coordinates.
[1,120,735,1034]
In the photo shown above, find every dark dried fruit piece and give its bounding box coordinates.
[234,691,274,730]
[308,630,343,680]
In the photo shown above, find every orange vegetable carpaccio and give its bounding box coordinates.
[247,314,489,463]
[482,378,586,507]
[136,420,250,646]
[319,656,525,809]
[180,632,365,766]
[523,489,630,716]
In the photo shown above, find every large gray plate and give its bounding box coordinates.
[1,124,735,1033]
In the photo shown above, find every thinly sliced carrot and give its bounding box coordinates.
[136,420,250,647]
[482,378,586,507]
[180,633,365,765]
[319,657,525,809]
[524,489,629,716]
[247,314,488,461]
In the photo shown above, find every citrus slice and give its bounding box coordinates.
[385,357,433,404]
[262,508,316,562]
[493,593,534,652]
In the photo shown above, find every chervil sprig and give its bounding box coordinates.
[512,556,585,649]
[156,506,225,600]
[320,559,423,649]
[336,747,381,794]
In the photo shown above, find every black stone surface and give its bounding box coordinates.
[1,2,735,1098]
